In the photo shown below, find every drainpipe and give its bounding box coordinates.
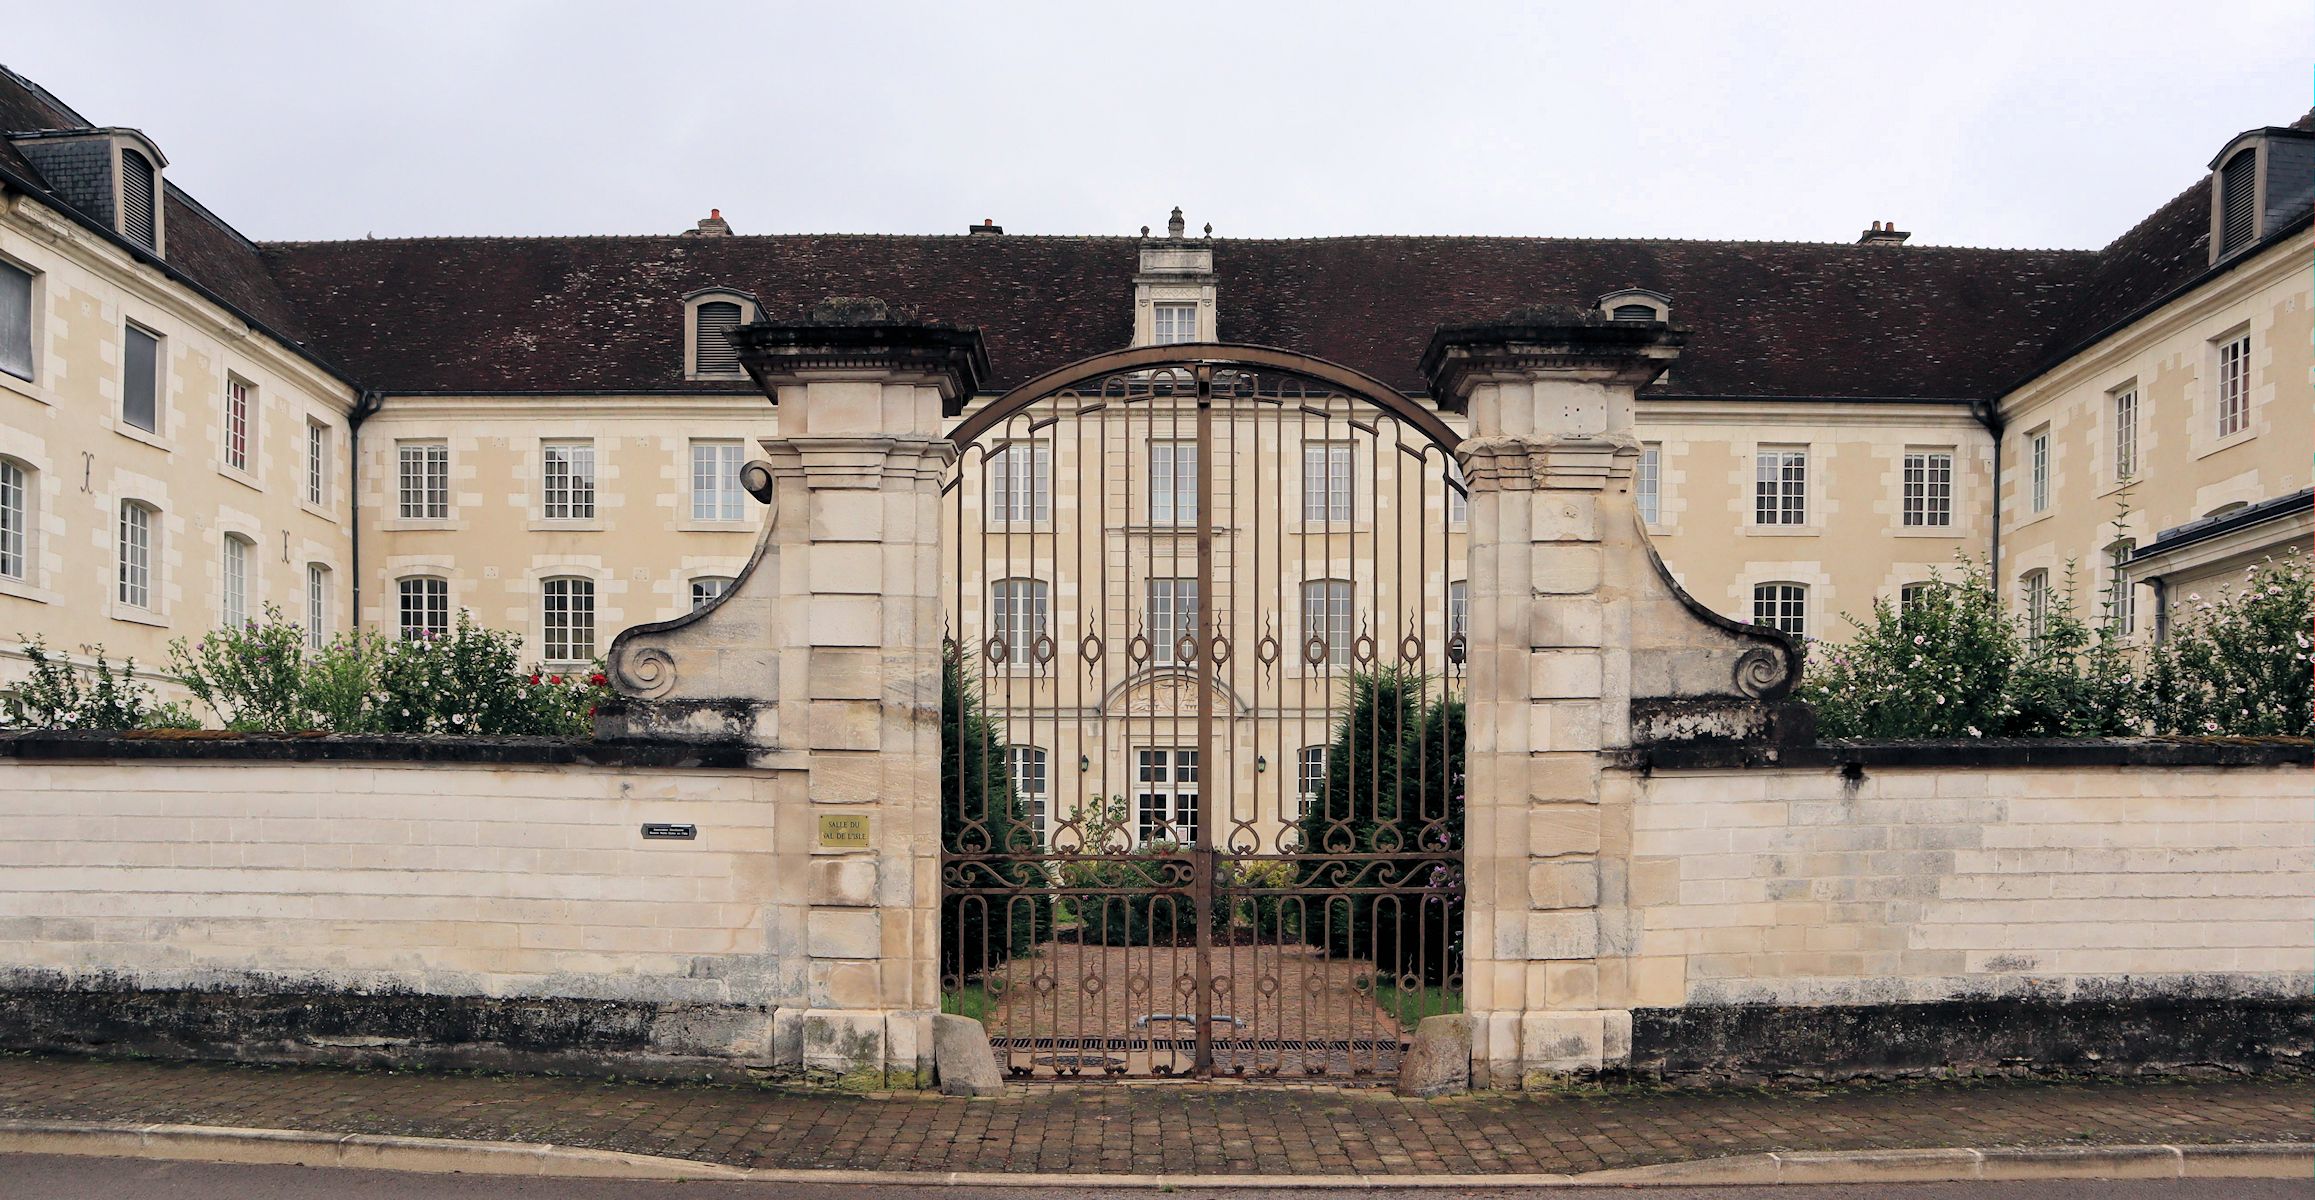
[347,389,384,635]
[1970,398,2004,582]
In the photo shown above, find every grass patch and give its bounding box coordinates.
[1374,981,1461,1031]
[941,986,995,1023]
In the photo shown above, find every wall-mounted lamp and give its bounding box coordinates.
[1255,755,1268,773]
[1078,754,1091,773]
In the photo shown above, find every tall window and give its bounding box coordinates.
[1302,441,1352,523]
[1447,579,1469,644]
[1152,302,1197,345]
[1150,441,1196,525]
[2111,386,2138,480]
[1005,745,1048,849]
[986,440,1049,524]
[398,441,449,519]
[1902,449,1953,527]
[1753,447,1806,525]
[693,300,744,375]
[2216,334,2252,438]
[0,459,28,581]
[1751,582,1805,637]
[117,501,153,609]
[223,377,251,472]
[119,149,158,250]
[1296,746,1330,820]
[0,259,31,381]
[2027,428,2050,513]
[1301,579,1353,667]
[691,577,733,610]
[690,440,745,521]
[1636,444,1661,524]
[398,576,450,640]
[220,534,250,628]
[989,578,1049,667]
[2107,541,2136,634]
[1134,748,1199,846]
[543,441,596,519]
[1447,463,1468,526]
[2021,570,2050,645]
[541,577,596,663]
[2217,147,2257,255]
[305,564,329,649]
[304,420,328,506]
[123,324,160,433]
[1147,578,1199,665]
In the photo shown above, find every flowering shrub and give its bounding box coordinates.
[162,607,610,735]
[1,637,199,730]
[2141,554,2313,737]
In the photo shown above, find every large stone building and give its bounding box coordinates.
[0,58,2306,703]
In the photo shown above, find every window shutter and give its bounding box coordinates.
[694,301,744,374]
[119,150,158,250]
[2219,148,2257,254]
[1611,303,1658,321]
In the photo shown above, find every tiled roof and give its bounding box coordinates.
[258,232,2099,398]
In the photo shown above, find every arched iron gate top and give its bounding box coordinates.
[949,343,1463,455]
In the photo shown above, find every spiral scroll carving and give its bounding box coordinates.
[740,459,776,504]
[614,645,678,699]
[1733,645,1791,700]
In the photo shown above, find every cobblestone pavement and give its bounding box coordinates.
[0,1053,2308,1177]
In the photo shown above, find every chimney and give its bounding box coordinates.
[684,208,733,237]
[1167,206,1186,239]
[1858,219,1910,246]
[968,218,1004,235]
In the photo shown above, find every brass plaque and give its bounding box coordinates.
[816,814,871,849]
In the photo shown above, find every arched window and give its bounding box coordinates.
[1751,582,1806,637]
[119,148,158,251]
[398,575,451,640]
[692,301,744,376]
[541,576,596,663]
[0,458,32,581]
[690,576,734,610]
[220,533,252,628]
[117,501,156,610]
[1610,304,1657,321]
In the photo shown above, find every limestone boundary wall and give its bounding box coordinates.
[0,734,814,1079]
[1610,747,2313,1079]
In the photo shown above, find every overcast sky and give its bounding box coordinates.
[9,1,2310,248]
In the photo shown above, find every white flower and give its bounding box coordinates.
[2202,720,2219,732]
[1934,694,1946,705]
[450,713,466,726]
[1912,634,1926,646]
[1966,726,1983,738]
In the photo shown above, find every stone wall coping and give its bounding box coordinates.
[1616,735,2314,773]
[0,730,752,769]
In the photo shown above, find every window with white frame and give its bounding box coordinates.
[1147,577,1199,665]
[220,534,250,628]
[543,441,596,520]
[1753,447,1806,525]
[398,441,449,519]
[1005,745,1048,848]
[1152,302,1197,345]
[2106,541,2136,634]
[1134,748,1199,846]
[986,440,1050,524]
[304,420,328,506]
[305,564,329,649]
[1902,449,1953,527]
[2021,569,2050,645]
[2027,428,2050,514]
[1150,441,1197,525]
[1300,579,1354,667]
[2216,333,2252,439]
[691,576,733,610]
[989,577,1049,668]
[692,301,745,376]
[0,259,32,382]
[1447,462,1468,526]
[1448,579,1468,644]
[1898,582,1933,616]
[1751,582,1805,637]
[1302,441,1352,523]
[123,323,161,433]
[1296,745,1329,820]
[117,501,154,609]
[690,440,745,521]
[541,577,596,663]
[0,458,29,581]
[398,576,450,640]
[1636,443,1662,525]
[223,377,252,472]
[2111,385,2138,480]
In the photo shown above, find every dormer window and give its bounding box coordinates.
[2217,148,2257,256]
[1597,288,1671,323]
[2206,126,2315,265]
[119,148,158,251]
[682,289,759,380]
[1153,302,1198,345]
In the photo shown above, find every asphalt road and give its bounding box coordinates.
[6,1155,2312,1199]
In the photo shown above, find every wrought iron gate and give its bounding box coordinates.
[941,347,1465,1081]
